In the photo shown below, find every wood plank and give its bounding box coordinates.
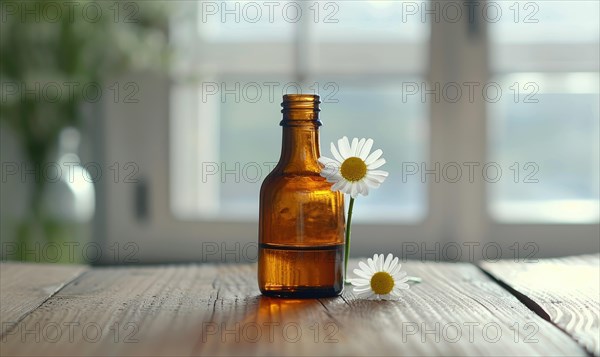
[319,261,587,356]
[0,261,587,356]
[0,262,88,337]
[481,254,600,356]
[0,264,221,356]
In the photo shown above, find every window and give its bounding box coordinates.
[99,0,599,262]
[488,0,600,223]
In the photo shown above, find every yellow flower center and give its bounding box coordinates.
[370,272,394,295]
[340,157,367,182]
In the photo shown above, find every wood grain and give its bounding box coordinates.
[481,254,600,356]
[0,261,588,356]
[0,262,87,337]
[319,261,586,356]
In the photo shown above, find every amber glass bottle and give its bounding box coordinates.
[258,94,345,298]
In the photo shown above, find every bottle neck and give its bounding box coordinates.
[277,94,322,173]
[278,124,321,173]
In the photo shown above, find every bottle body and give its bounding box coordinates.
[258,95,345,298]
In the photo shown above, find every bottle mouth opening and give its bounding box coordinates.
[282,94,320,101]
[281,94,321,113]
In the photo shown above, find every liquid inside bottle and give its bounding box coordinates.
[258,94,345,298]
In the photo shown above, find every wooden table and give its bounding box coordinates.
[1,255,598,356]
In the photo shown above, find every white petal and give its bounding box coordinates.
[367,158,386,170]
[358,181,369,197]
[366,171,389,184]
[339,180,353,195]
[330,142,344,163]
[318,156,339,166]
[321,170,341,180]
[355,138,367,158]
[352,283,371,292]
[352,286,371,296]
[363,292,376,300]
[369,170,389,177]
[356,181,367,196]
[390,263,403,276]
[367,257,377,273]
[350,182,359,198]
[346,279,368,288]
[353,268,371,279]
[321,166,338,177]
[324,172,342,182]
[350,278,370,285]
[373,255,381,270]
[396,270,409,280]
[364,176,382,188]
[393,271,408,281]
[354,290,372,297]
[355,291,373,299]
[396,283,410,290]
[388,257,399,273]
[325,176,342,184]
[358,261,374,275]
[331,180,345,191]
[391,268,404,278]
[365,174,385,185]
[350,138,359,156]
[326,174,342,184]
[338,136,351,158]
[379,254,385,271]
[383,253,393,271]
[359,139,374,160]
[321,171,333,179]
[320,163,338,173]
[365,149,383,165]
[351,283,370,289]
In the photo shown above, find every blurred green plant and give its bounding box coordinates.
[0,0,170,261]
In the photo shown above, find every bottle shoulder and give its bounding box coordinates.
[260,169,335,194]
[262,169,323,183]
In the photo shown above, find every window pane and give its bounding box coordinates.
[314,0,428,42]
[488,0,599,223]
[196,0,431,43]
[487,73,600,223]
[490,0,599,44]
[197,0,295,42]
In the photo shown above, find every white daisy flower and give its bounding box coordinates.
[350,254,410,300]
[318,136,389,198]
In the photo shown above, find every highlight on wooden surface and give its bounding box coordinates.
[481,254,600,356]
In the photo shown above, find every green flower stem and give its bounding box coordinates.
[344,196,355,282]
